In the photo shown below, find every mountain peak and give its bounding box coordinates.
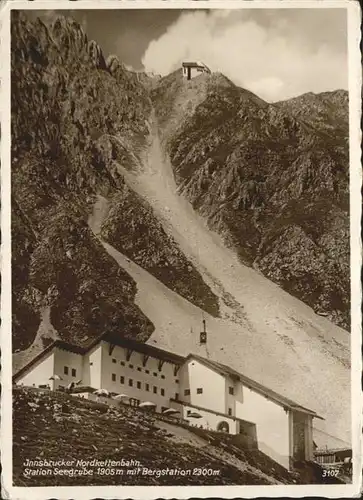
[51,15,88,52]
[275,89,348,139]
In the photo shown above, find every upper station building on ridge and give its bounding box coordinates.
[182,61,211,80]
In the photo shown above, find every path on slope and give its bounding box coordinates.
[88,114,350,450]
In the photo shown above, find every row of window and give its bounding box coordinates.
[111,374,166,396]
[111,359,176,380]
[183,388,234,397]
[111,359,180,383]
[64,366,77,377]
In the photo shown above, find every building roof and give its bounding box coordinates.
[182,62,204,68]
[182,61,211,72]
[13,333,184,382]
[13,333,321,419]
[91,332,185,365]
[13,339,88,381]
[186,354,323,419]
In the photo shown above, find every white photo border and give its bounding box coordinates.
[1,1,361,499]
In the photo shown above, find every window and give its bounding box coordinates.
[120,361,125,366]
[175,379,179,384]
[229,387,234,395]
[112,358,116,364]
[129,364,134,369]
[137,367,142,372]
[71,368,76,377]
[153,372,158,377]
[197,388,203,394]
[130,398,140,407]
[64,366,69,375]
[112,373,116,382]
[161,375,165,379]
[137,381,141,389]
[145,383,150,392]
[120,376,125,384]
[175,393,179,401]
[184,389,190,396]
[153,386,157,394]
[129,379,133,387]
[228,408,232,416]
[161,388,165,396]
[145,370,150,374]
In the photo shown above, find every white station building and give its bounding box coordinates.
[14,331,322,470]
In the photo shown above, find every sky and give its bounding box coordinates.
[25,8,348,102]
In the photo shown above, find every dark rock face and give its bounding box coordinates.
[11,11,154,350]
[152,72,349,329]
[11,12,219,352]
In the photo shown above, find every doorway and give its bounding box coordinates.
[293,413,306,461]
[217,421,230,433]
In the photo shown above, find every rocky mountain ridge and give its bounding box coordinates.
[151,71,349,329]
[275,90,349,140]
[12,11,349,355]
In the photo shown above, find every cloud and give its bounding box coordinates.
[249,76,285,102]
[141,9,347,102]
